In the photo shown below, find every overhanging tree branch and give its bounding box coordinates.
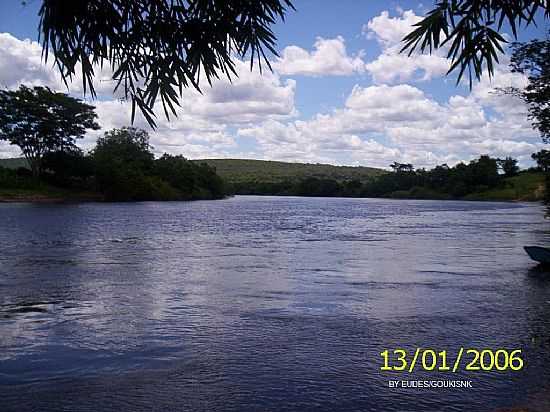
[400,1,550,87]
[38,0,295,128]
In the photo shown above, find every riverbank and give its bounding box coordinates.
[202,157,546,201]
[1,159,546,203]
[2,157,546,203]
[0,188,104,203]
[388,172,546,202]
[0,181,544,204]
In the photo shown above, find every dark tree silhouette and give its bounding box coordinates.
[25,1,548,129]
[532,149,550,172]
[38,0,294,127]
[0,85,99,177]
[506,37,550,142]
[92,127,157,200]
[91,127,225,200]
[498,157,520,177]
[389,162,414,173]
[401,1,549,86]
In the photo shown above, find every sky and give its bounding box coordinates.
[0,0,548,169]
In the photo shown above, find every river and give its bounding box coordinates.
[1,196,550,411]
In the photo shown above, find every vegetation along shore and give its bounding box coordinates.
[1,153,548,203]
[0,86,548,204]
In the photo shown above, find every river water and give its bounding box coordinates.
[1,196,550,411]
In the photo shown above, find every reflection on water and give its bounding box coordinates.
[1,197,550,411]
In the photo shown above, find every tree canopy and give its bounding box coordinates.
[532,149,550,172]
[498,157,520,177]
[91,127,225,200]
[401,1,549,86]
[224,154,544,201]
[38,0,294,127]
[507,37,550,142]
[0,85,99,177]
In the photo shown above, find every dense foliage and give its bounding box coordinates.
[505,39,550,201]
[532,149,550,202]
[0,165,38,190]
[507,37,550,143]
[0,127,226,202]
[92,128,225,201]
[532,149,550,172]
[229,155,544,201]
[1,152,545,202]
[38,0,294,127]
[0,85,99,177]
[155,154,224,200]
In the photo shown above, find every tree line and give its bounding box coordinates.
[230,153,549,200]
[0,86,224,201]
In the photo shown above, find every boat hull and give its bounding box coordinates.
[524,246,550,265]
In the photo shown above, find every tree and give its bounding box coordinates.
[504,37,550,200]
[91,128,226,200]
[154,154,225,199]
[401,1,549,86]
[37,0,294,127]
[154,154,197,195]
[0,85,99,177]
[498,157,520,177]
[468,155,500,188]
[94,127,154,170]
[42,148,95,186]
[427,164,451,188]
[505,37,550,142]
[92,127,156,200]
[389,162,414,173]
[532,149,550,172]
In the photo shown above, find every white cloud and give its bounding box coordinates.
[0,32,543,170]
[0,33,297,160]
[0,141,21,158]
[363,10,450,84]
[363,10,420,46]
[183,60,297,124]
[237,76,542,169]
[0,33,119,97]
[89,60,296,157]
[273,36,366,77]
[0,33,64,90]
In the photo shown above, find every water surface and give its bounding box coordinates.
[1,196,550,411]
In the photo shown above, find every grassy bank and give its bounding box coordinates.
[464,172,546,201]
[0,186,103,203]
[388,172,546,202]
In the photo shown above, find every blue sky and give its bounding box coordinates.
[0,1,547,168]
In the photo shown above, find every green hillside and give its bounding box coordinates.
[194,158,383,184]
[464,171,546,202]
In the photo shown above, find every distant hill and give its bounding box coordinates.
[193,159,384,184]
[0,158,29,169]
